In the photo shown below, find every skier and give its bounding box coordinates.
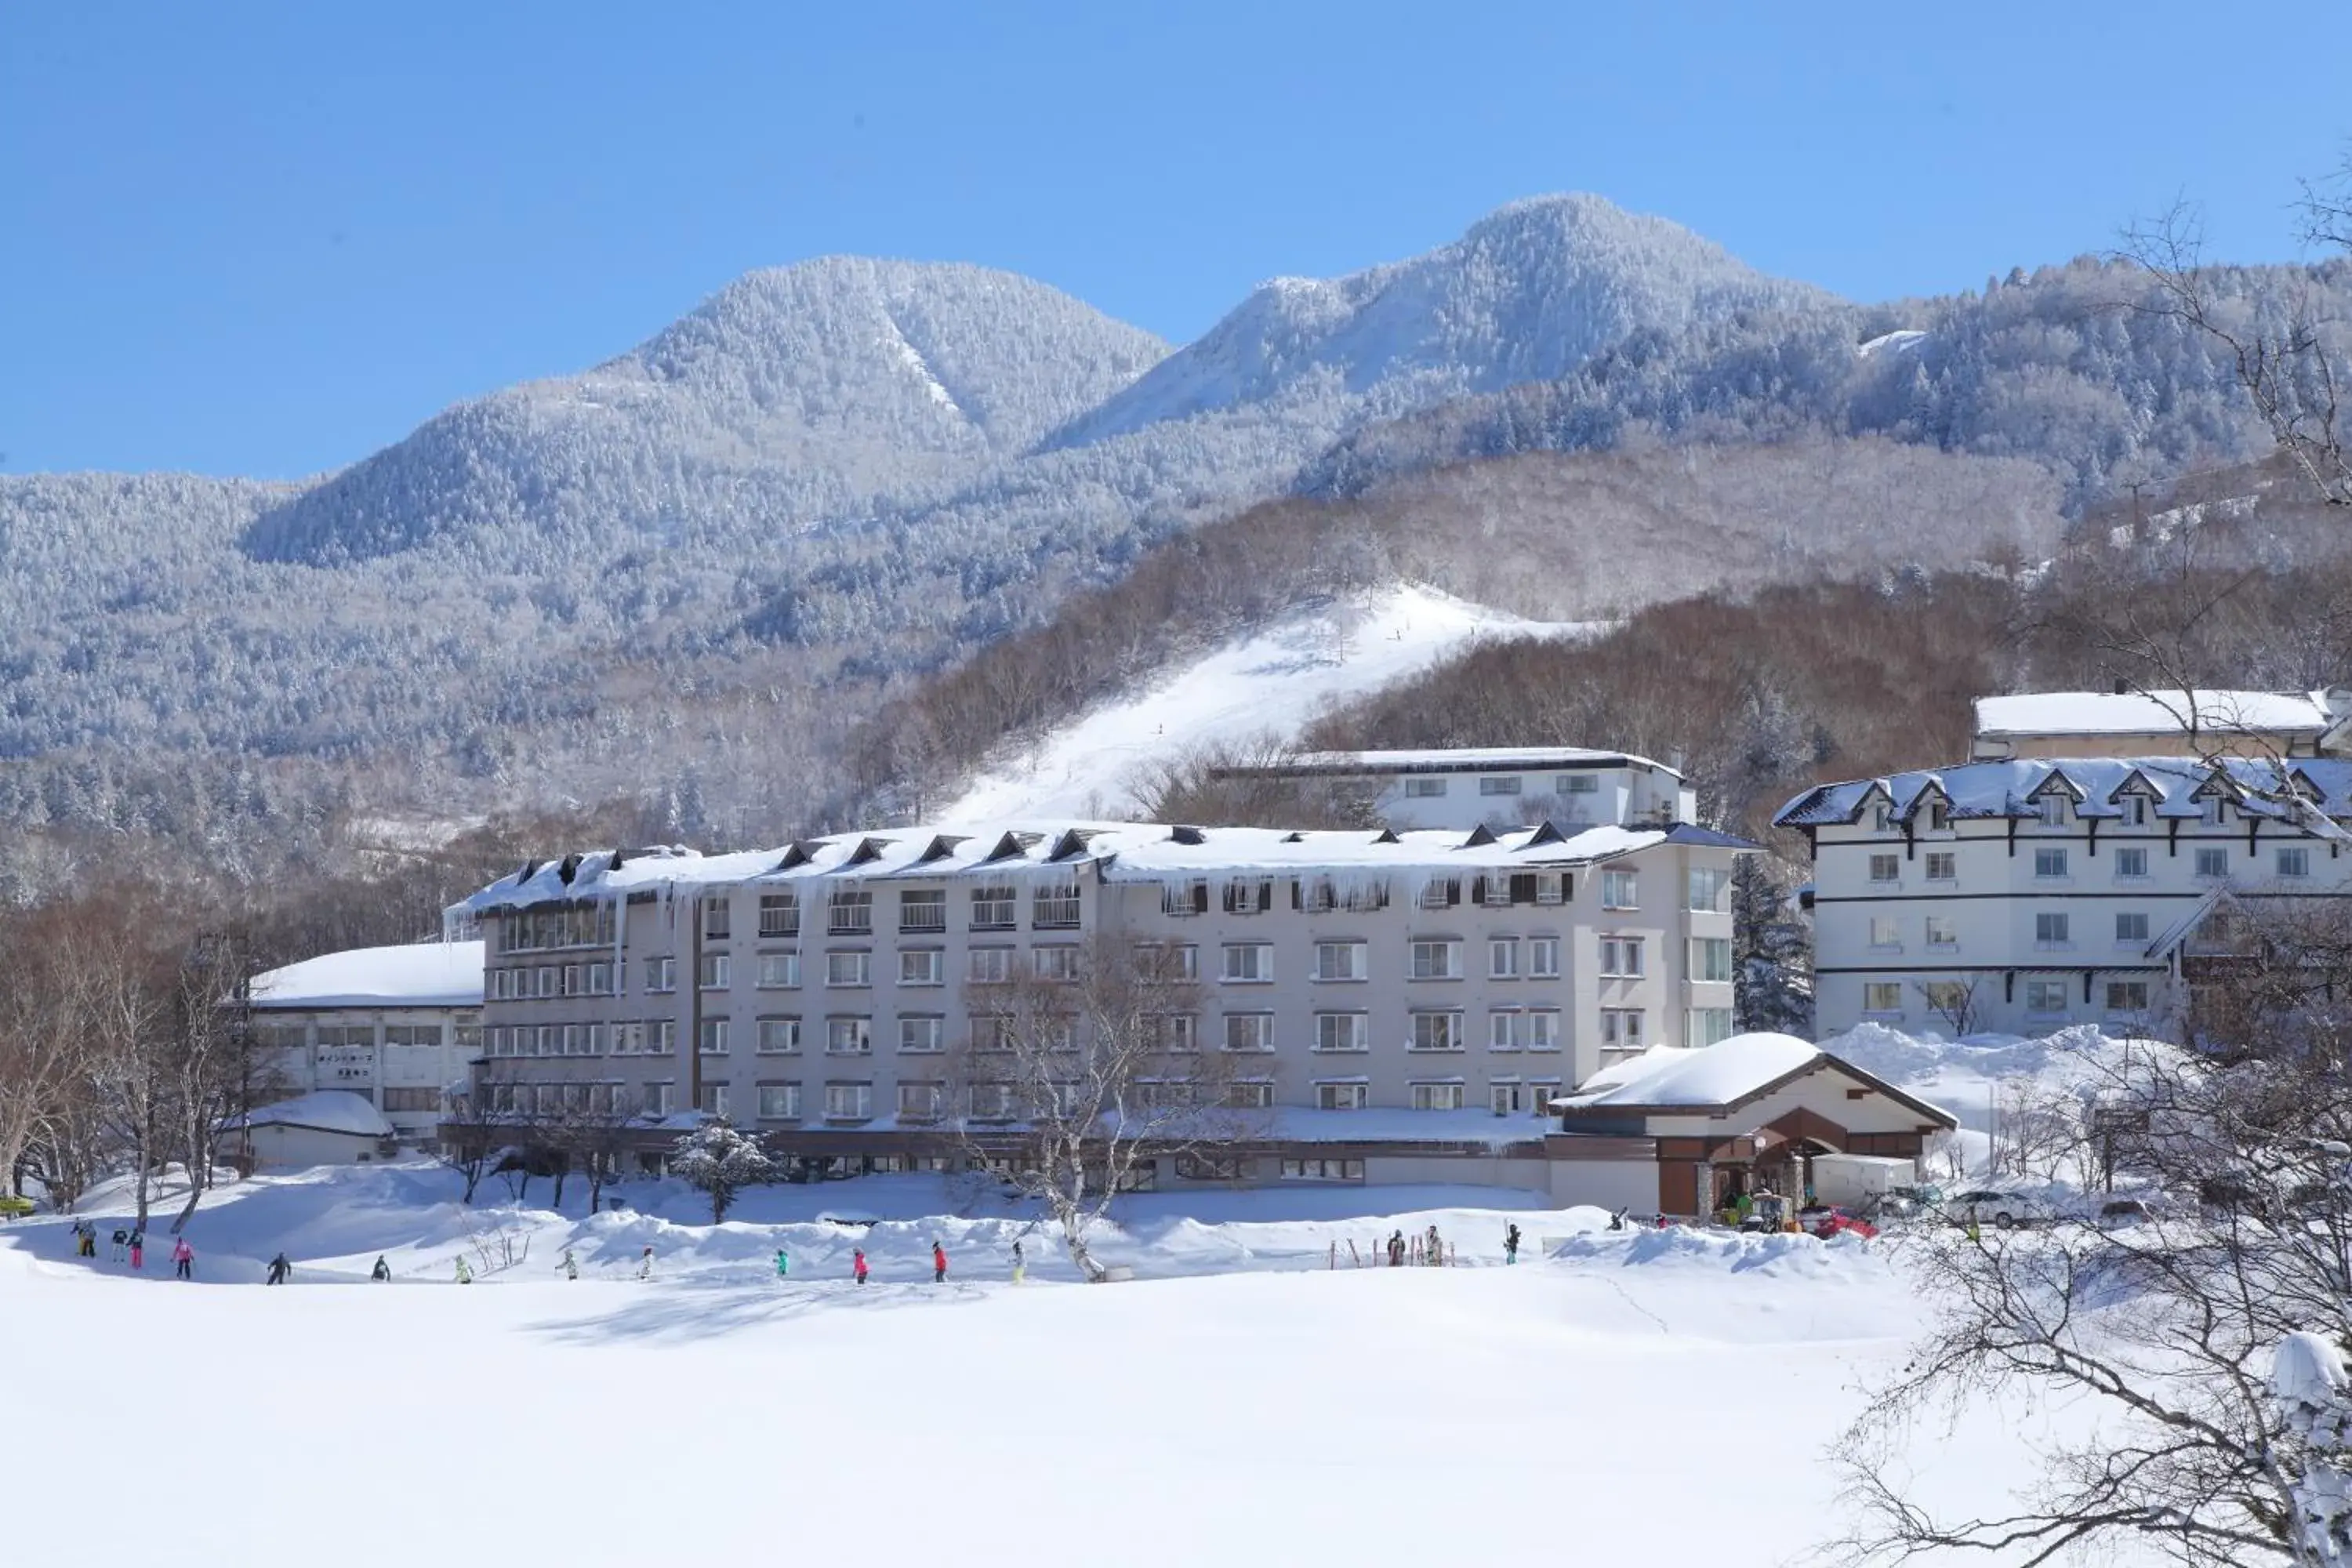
[559,1247,579,1281]
[1504,1223,1521,1266]
[931,1240,948,1283]
[637,1243,654,1281]
[852,1248,869,1286]
[1425,1224,1442,1266]
[774,1248,789,1280]
[128,1229,145,1271]
[1011,1239,1025,1284]
[109,1227,128,1263]
[266,1252,291,1285]
[370,1256,391,1283]
[453,1256,473,1285]
[171,1236,194,1280]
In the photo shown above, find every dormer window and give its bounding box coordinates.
[2201,797,2225,826]
[2037,797,2065,828]
[1925,800,1950,832]
[1871,803,1896,832]
[2117,795,2147,827]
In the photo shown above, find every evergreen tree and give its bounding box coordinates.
[1733,855,1813,1038]
[666,1120,775,1223]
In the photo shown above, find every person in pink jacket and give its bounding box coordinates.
[170,1237,194,1280]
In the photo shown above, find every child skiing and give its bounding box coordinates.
[774,1248,789,1279]
[370,1255,391,1283]
[171,1236,194,1279]
[559,1247,578,1281]
[128,1229,145,1270]
[110,1227,128,1263]
[453,1256,473,1285]
[637,1244,654,1280]
[852,1248,869,1286]
[931,1240,948,1283]
[1011,1239,1025,1284]
[1504,1224,1521,1265]
[266,1252,291,1285]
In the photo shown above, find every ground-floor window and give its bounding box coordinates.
[2024,979,2069,1015]
[1279,1157,1364,1182]
[2106,980,2150,1013]
[1686,1008,1733,1047]
[1175,1154,1247,1181]
[1315,1080,1369,1110]
[1410,1080,1465,1111]
[1861,982,1904,1015]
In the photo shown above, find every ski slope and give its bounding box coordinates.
[941,584,1588,824]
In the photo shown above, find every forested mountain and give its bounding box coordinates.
[1,194,2336,902]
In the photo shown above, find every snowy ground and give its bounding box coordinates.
[0,1025,2166,1565]
[940,583,1589,822]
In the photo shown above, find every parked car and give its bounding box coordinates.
[1877,1183,1945,1219]
[1799,1204,1878,1240]
[1951,1189,2038,1229]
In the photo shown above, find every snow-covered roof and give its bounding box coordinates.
[1775,757,2352,829]
[221,1091,396,1139]
[1553,1033,1956,1127]
[1560,1033,1823,1112]
[250,941,484,1011]
[1211,746,1680,779]
[463,820,1752,913]
[1975,689,2343,740]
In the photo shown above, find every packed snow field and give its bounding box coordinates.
[0,1026,2160,1566]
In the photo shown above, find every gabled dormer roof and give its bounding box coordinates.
[916,833,971,864]
[2027,766,2085,803]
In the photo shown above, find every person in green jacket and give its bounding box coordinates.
[454,1256,473,1284]
[774,1248,789,1279]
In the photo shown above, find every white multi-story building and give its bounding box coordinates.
[1971,687,2352,760]
[1206,747,1694,833]
[459,818,1748,1190]
[246,942,485,1146]
[1776,757,2352,1037]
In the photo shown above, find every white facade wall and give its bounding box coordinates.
[1365,764,1693,833]
[248,1007,481,1143]
[1544,1159,1659,1212]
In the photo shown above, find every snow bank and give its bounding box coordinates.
[223,1091,397,1138]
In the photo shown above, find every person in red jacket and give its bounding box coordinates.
[931,1240,947,1283]
[852,1248,869,1286]
[170,1237,194,1280]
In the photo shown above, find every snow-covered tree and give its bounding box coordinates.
[667,1120,775,1223]
[1732,855,1812,1037]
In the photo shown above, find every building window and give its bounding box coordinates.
[1489,938,1519,978]
[1562,773,1602,796]
[1489,1010,1521,1051]
[698,1019,729,1054]
[1479,776,1523,797]
[1924,916,1957,950]
[1862,982,1904,1015]
[2279,847,2313,879]
[1221,1013,1275,1053]
[1160,1014,1199,1053]
[826,1017,872,1056]
[1599,936,1645,977]
[2195,847,2230,879]
[1314,1081,1369,1111]
[2025,979,2068,1015]
[1033,881,1083,929]
[756,952,800,989]
[381,1087,441,1115]
[969,946,1014,984]
[1225,1081,1276,1110]
[971,885,1018,931]
[1601,870,1639,909]
[1177,1153,1247,1181]
[2115,912,2150,944]
[1410,1011,1464,1052]
[2037,796,2065,828]
[1418,877,1460,910]
[535,966,557,998]
[1925,851,1957,881]
[1312,942,1367,982]
[898,949,943,987]
[1313,1013,1368,1053]
[1687,1007,1733,1047]
[2034,912,2071,949]
[2118,795,2147,827]
[1599,1008,1646,1051]
[1867,854,1900,885]
[696,953,731,991]
[757,894,799,938]
[2034,848,2069,879]
[1535,873,1568,906]
[1160,879,1210,916]
[2106,981,2150,1014]
[757,1017,800,1054]
[897,1082,944,1121]
[898,1015,944,1054]
[655,1021,677,1056]
[698,1083,728,1119]
[1686,866,1730,912]
[757,1084,801,1120]
[1527,937,1561,978]
[644,1083,673,1118]
[1868,916,1901,953]
[1223,879,1274,916]
[823,1083,873,1120]
[1409,1081,1465,1112]
[886,889,943,935]
[1281,1156,1365,1181]
[1221,943,1273,983]
[1526,1009,1561,1051]
[1032,945,1083,982]
[1872,803,1896,832]
[1490,1081,1530,1116]
[702,900,731,942]
[1403,777,1447,798]
[1409,940,1461,980]
[825,950,870,988]
[1692,936,1733,982]
[828,890,873,936]
[2114,847,2149,878]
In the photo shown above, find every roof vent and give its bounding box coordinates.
[1461,824,1498,848]
[1281,830,1305,844]
[847,837,895,866]
[610,848,629,872]
[515,860,539,885]
[918,833,971,864]
[1525,820,1569,847]
[1372,829,1400,844]
[1171,825,1207,846]
[557,852,583,886]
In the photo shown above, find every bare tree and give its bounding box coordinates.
[1915,976,1985,1037]
[546,1090,641,1214]
[952,933,1260,1282]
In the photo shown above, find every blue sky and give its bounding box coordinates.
[3,2,2345,477]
